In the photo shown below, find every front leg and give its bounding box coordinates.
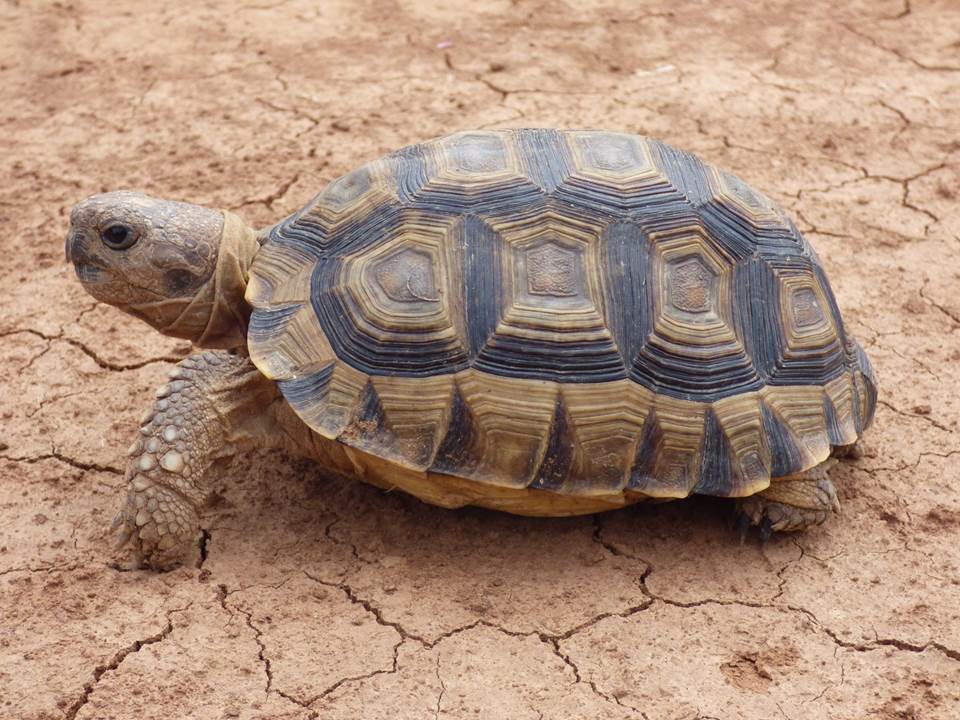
[116,350,278,569]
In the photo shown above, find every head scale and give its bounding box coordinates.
[65,191,259,348]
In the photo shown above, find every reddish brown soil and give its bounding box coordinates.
[2,1,959,718]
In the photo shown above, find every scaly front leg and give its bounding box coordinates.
[116,350,279,569]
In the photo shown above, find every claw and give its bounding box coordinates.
[832,495,842,514]
[736,512,750,545]
[114,523,133,549]
[759,516,774,544]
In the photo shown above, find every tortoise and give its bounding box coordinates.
[65,129,876,568]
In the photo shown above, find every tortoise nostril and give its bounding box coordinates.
[65,231,97,269]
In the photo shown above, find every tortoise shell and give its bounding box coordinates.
[245,129,876,514]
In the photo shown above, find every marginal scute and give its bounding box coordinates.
[454,370,558,488]
[851,339,878,432]
[553,381,654,494]
[530,397,577,491]
[249,304,335,381]
[371,374,456,468]
[706,393,771,496]
[338,380,395,457]
[429,381,484,478]
[853,367,877,434]
[824,373,860,447]
[245,241,317,309]
[291,162,397,247]
[246,129,875,504]
[760,385,831,474]
[708,167,783,225]
[629,396,710,498]
[277,362,368,439]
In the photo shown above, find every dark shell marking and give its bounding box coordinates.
[247,130,876,500]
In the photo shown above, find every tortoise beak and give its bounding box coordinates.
[65,229,78,264]
[65,228,107,283]
[65,198,94,264]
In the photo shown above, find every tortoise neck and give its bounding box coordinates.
[162,210,259,349]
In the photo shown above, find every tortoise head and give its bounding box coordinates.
[65,191,259,348]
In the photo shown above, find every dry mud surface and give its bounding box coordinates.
[2,1,960,718]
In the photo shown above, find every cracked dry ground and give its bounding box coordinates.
[2,0,959,718]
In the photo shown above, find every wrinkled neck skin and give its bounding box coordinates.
[133,211,260,349]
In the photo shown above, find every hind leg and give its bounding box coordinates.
[832,439,864,460]
[736,460,840,540]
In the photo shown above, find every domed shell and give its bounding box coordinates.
[245,129,876,511]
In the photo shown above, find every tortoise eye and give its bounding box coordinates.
[101,223,138,250]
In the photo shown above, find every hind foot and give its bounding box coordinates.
[736,462,840,541]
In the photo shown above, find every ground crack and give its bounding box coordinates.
[547,635,649,716]
[302,570,431,644]
[219,584,319,718]
[254,97,321,137]
[0,327,182,371]
[840,22,960,72]
[0,449,122,475]
[322,517,377,566]
[0,561,87,577]
[878,399,952,433]
[64,602,192,720]
[233,172,302,211]
[793,210,855,240]
[433,655,446,720]
[919,280,960,326]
